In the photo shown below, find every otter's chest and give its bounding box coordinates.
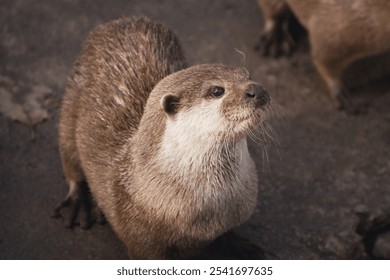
[170,154,258,239]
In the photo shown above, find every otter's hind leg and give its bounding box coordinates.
[54,91,105,229]
[54,146,106,229]
[54,143,107,228]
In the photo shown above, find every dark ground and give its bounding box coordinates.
[1,0,390,260]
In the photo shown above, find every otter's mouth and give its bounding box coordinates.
[225,105,270,137]
[242,111,266,129]
[230,102,269,124]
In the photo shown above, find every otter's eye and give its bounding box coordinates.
[209,86,225,98]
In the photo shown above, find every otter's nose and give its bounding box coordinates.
[245,84,270,107]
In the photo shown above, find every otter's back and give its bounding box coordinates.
[75,17,185,145]
[59,17,186,220]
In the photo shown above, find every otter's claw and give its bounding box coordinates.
[255,28,294,58]
[52,182,103,229]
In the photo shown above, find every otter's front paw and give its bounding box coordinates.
[255,22,295,58]
[52,182,104,229]
[356,206,390,259]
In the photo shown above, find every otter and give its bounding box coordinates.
[55,16,271,259]
[256,0,390,113]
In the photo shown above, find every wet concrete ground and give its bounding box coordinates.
[1,0,390,259]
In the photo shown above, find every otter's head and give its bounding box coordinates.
[153,63,270,142]
[134,63,271,172]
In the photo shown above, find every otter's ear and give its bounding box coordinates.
[161,94,180,115]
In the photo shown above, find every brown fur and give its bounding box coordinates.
[257,0,390,112]
[256,0,295,56]
[57,17,270,259]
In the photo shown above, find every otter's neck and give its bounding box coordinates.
[156,123,250,186]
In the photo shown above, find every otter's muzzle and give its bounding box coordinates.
[245,84,270,108]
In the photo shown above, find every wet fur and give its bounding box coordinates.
[59,17,268,259]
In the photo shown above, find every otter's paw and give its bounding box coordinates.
[355,206,390,259]
[255,26,294,58]
[52,182,103,229]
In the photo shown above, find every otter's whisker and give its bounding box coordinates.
[234,48,247,67]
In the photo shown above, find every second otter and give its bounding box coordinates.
[257,0,390,113]
[56,17,271,259]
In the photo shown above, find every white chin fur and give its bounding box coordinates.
[157,99,252,179]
